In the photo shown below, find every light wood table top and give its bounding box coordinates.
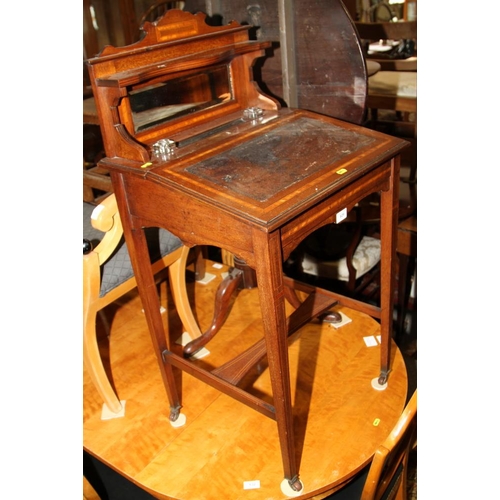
[83,262,408,499]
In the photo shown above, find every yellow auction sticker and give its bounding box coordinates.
[141,162,153,169]
[336,168,347,175]
[373,418,380,426]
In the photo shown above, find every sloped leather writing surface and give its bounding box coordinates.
[185,117,374,202]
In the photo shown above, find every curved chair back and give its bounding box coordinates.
[326,389,417,499]
[83,194,201,417]
[361,389,417,500]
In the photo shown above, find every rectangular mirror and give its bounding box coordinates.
[129,64,233,133]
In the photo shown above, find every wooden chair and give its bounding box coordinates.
[83,193,202,417]
[283,204,383,303]
[324,389,417,500]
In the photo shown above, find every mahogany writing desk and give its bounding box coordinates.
[87,10,407,494]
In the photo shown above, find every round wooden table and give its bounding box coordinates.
[83,263,408,499]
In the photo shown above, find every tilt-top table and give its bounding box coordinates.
[87,10,408,494]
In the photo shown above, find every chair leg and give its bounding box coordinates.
[83,304,123,414]
[168,246,203,339]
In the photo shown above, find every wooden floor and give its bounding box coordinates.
[83,261,409,499]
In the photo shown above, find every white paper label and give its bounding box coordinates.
[363,336,378,347]
[336,208,347,223]
[243,480,261,490]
